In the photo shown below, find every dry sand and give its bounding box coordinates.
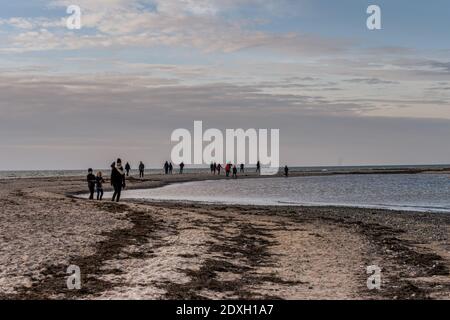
[0,172,449,300]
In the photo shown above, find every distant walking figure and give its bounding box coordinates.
[139,161,145,178]
[164,161,169,175]
[111,159,126,202]
[240,163,244,173]
[210,162,214,174]
[96,171,105,200]
[213,162,217,175]
[225,163,231,177]
[87,168,96,200]
[256,161,261,174]
[125,162,131,176]
[284,165,289,177]
[232,165,238,179]
[169,162,173,174]
[217,164,222,175]
[179,162,185,174]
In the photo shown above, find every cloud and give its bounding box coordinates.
[0,72,372,118]
[426,82,450,91]
[0,18,35,29]
[389,58,450,75]
[0,0,353,55]
[363,46,416,55]
[426,60,450,73]
[343,78,399,85]
[1,70,449,170]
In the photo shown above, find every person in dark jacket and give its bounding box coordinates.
[169,162,173,174]
[164,161,169,175]
[179,162,185,174]
[125,162,131,176]
[139,161,145,178]
[111,159,126,202]
[284,165,289,177]
[87,168,96,200]
[96,171,105,200]
[232,165,238,179]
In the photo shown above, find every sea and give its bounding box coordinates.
[0,164,448,179]
[113,173,450,213]
[2,165,450,213]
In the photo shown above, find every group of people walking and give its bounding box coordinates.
[209,163,240,178]
[87,159,290,202]
[163,161,173,174]
[163,161,185,174]
[87,158,126,202]
[86,169,105,201]
[123,161,144,178]
[209,161,265,178]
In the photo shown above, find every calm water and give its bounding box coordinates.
[0,168,205,179]
[117,174,450,213]
[1,164,448,179]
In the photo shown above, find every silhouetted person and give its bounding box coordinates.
[217,164,222,175]
[139,161,145,178]
[169,162,173,174]
[232,165,238,179]
[179,162,185,174]
[213,162,217,175]
[125,162,131,176]
[210,162,214,174]
[284,165,289,177]
[164,161,169,175]
[111,159,126,202]
[87,168,96,200]
[240,163,244,173]
[96,171,105,200]
[256,161,261,174]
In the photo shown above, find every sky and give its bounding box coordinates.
[0,0,450,170]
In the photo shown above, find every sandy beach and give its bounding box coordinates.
[0,171,449,300]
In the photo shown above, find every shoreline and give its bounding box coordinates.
[1,165,450,182]
[72,171,450,214]
[0,173,449,299]
[126,199,450,215]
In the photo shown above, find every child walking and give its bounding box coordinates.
[96,171,105,200]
